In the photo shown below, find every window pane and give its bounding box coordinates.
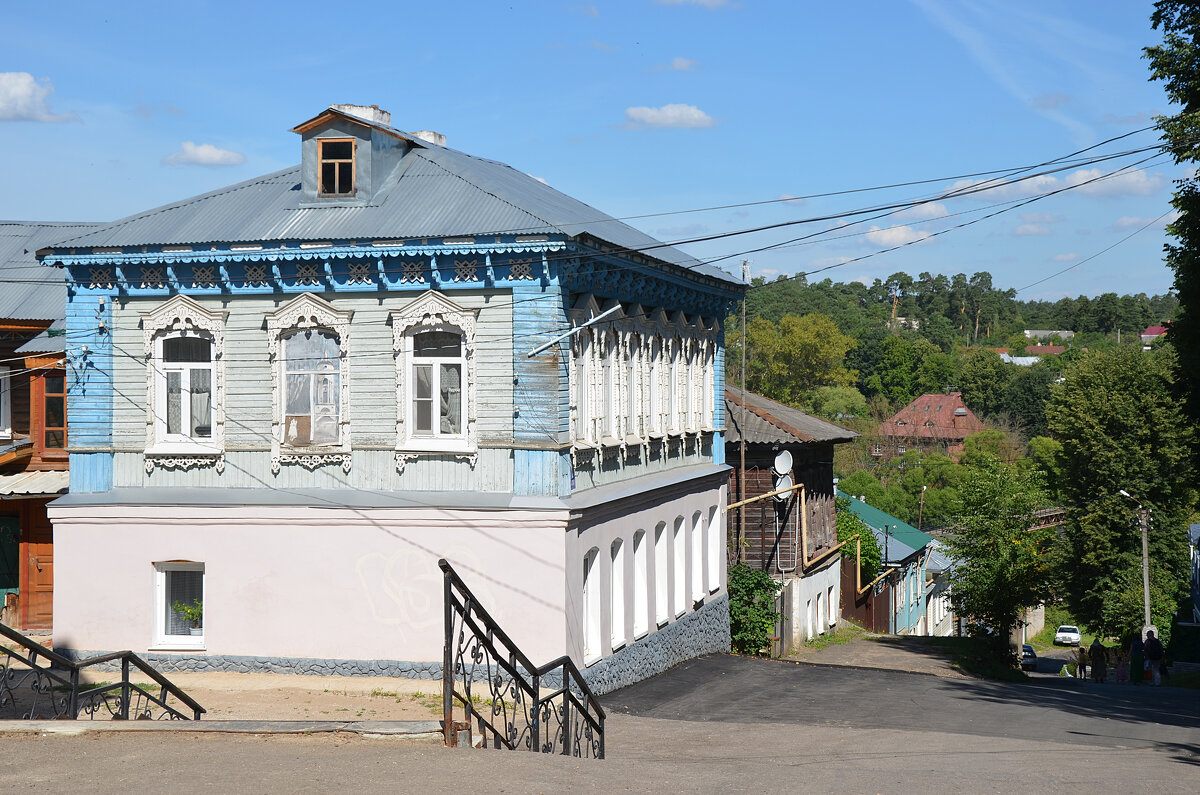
[163,336,211,363]
[414,364,432,433]
[284,415,312,446]
[414,331,460,358]
[285,373,311,414]
[285,330,339,371]
[165,569,203,636]
[322,140,353,160]
[45,430,65,448]
[190,369,212,437]
[312,411,338,444]
[45,374,64,394]
[45,395,64,429]
[166,371,181,435]
[320,163,337,194]
[440,363,461,434]
[337,162,353,193]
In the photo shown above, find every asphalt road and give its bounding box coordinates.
[2,654,1198,792]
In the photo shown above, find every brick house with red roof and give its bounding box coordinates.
[1141,325,1168,350]
[873,392,985,461]
[1025,344,1065,356]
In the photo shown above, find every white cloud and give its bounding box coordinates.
[1020,212,1060,224]
[1112,212,1179,230]
[589,40,619,53]
[777,193,805,205]
[653,0,732,7]
[1053,253,1079,262]
[947,174,1059,200]
[668,57,697,71]
[0,72,77,122]
[162,141,246,167]
[571,3,599,17]
[808,256,851,269]
[866,225,930,246]
[1013,223,1051,236]
[1032,92,1069,110]
[1065,167,1165,197]
[624,103,715,128]
[896,202,948,221]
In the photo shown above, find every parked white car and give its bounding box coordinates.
[1054,625,1082,646]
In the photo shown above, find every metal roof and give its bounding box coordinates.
[0,470,68,498]
[15,319,66,354]
[0,221,100,321]
[724,388,858,446]
[45,133,741,286]
[837,490,934,564]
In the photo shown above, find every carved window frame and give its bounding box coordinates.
[266,293,353,473]
[140,295,228,472]
[390,291,478,464]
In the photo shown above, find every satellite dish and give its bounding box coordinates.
[772,449,793,475]
[773,472,793,501]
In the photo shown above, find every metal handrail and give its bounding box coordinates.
[440,558,605,758]
[1,621,205,721]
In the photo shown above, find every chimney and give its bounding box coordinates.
[411,130,447,147]
[331,104,392,127]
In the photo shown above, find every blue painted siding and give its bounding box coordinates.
[511,283,569,497]
[69,452,113,493]
[65,291,114,495]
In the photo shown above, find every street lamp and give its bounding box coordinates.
[1118,489,1154,637]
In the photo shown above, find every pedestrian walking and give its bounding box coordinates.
[1115,652,1129,684]
[1129,635,1144,686]
[1077,645,1088,680]
[1089,638,1107,683]
[1144,630,1165,686]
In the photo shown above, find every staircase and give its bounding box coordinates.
[440,559,604,758]
[0,622,204,721]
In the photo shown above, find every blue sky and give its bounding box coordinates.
[0,0,1182,300]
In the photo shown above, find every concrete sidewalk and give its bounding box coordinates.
[783,631,973,678]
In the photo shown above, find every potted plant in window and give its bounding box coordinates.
[172,598,204,635]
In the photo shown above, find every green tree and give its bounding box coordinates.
[1147,2,1200,421]
[727,563,783,655]
[959,347,1012,417]
[745,313,857,406]
[1046,345,1196,640]
[945,457,1054,655]
[1025,436,1063,500]
[1003,364,1056,437]
[836,496,882,582]
[810,385,869,420]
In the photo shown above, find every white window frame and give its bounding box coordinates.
[828,585,837,627]
[391,291,478,459]
[154,333,216,445]
[625,331,642,442]
[267,293,353,471]
[691,510,705,601]
[633,530,649,638]
[0,366,10,440]
[582,547,601,663]
[152,561,205,650]
[140,295,227,462]
[610,538,626,649]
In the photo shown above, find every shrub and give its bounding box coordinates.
[728,563,782,656]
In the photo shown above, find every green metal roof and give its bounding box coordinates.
[837,490,934,554]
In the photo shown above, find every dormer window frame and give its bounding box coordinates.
[318,137,357,198]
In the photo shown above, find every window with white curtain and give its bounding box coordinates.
[626,333,641,439]
[610,539,625,648]
[282,329,341,447]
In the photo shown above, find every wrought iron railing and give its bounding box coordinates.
[0,622,205,721]
[440,559,604,758]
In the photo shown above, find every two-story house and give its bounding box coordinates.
[0,222,97,631]
[873,392,984,461]
[39,105,743,692]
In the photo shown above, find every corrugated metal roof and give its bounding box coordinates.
[0,221,100,321]
[0,470,68,498]
[724,389,858,446]
[45,135,740,286]
[15,319,66,354]
[837,490,933,564]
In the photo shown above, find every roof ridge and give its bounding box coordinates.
[726,391,816,442]
[412,149,559,232]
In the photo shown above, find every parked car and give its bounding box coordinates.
[1020,644,1038,671]
[1054,625,1082,646]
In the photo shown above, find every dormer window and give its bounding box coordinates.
[318,138,355,196]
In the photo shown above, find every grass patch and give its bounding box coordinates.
[805,622,867,651]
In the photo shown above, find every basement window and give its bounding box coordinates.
[318,138,355,196]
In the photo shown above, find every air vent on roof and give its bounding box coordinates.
[954,407,967,416]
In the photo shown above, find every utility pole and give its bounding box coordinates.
[1138,505,1152,632]
[738,260,748,563]
[918,485,927,531]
